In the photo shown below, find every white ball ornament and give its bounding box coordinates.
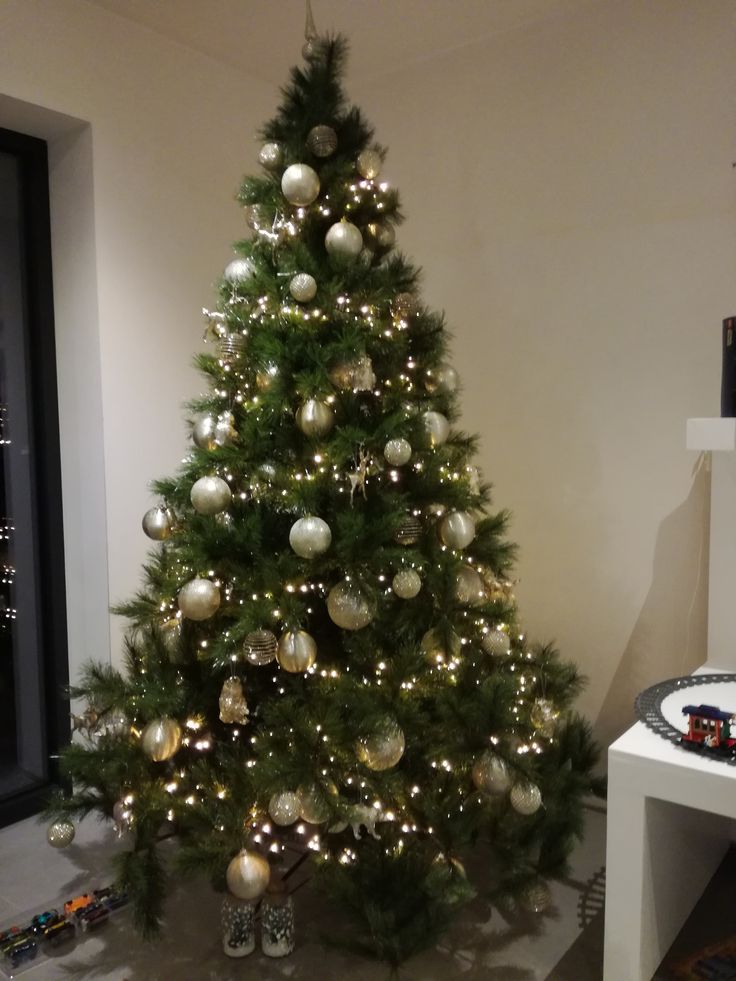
[471,752,511,796]
[277,630,317,673]
[142,506,172,541]
[47,819,76,849]
[178,578,220,621]
[510,782,543,816]
[384,438,412,466]
[419,410,450,448]
[296,399,334,438]
[268,791,302,827]
[356,719,405,771]
[327,579,374,630]
[298,785,330,824]
[258,141,283,170]
[325,221,363,259]
[289,272,317,303]
[190,476,232,516]
[392,569,421,599]
[224,257,256,285]
[289,516,332,558]
[141,717,182,762]
[356,149,382,180]
[483,628,511,656]
[438,510,476,550]
[454,564,485,606]
[281,163,320,206]
[425,364,459,395]
[226,849,271,901]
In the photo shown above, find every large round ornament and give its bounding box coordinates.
[482,628,511,656]
[192,414,217,451]
[289,272,317,303]
[356,149,382,180]
[419,410,450,448]
[530,698,559,737]
[327,579,374,631]
[425,364,459,395]
[438,510,476,550]
[281,163,320,206]
[384,438,412,466]
[471,752,511,796]
[219,333,247,363]
[455,564,485,606]
[47,819,75,849]
[226,849,271,901]
[268,791,302,827]
[178,578,220,621]
[325,221,363,259]
[510,782,543,816]
[244,629,278,666]
[329,355,375,392]
[142,506,172,541]
[190,476,232,516]
[392,569,421,599]
[520,879,552,914]
[141,717,182,762]
[395,514,423,546]
[277,630,317,673]
[356,719,405,771]
[224,257,256,285]
[364,221,395,251]
[289,516,332,558]
[296,399,334,438]
[298,785,330,824]
[307,124,338,158]
[258,141,283,170]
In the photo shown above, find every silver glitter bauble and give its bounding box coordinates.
[142,506,172,541]
[455,564,485,606]
[530,698,559,737]
[178,578,220,621]
[356,719,405,771]
[226,849,271,901]
[392,569,421,599]
[483,628,511,656]
[219,333,247,363]
[510,782,543,816]
[307,124,338,157]
[268,791,302,827]
[325,221,363,258]
[281,163,320,206]
[141,717,182,762]
[392,292,417,318]
[420,627,461,663]
[296,399,334,437]
[329,355,375,392]
[258,141,283,170]
[47,819,75,849]
[395,513,423,546]
[219,677,249,725]
[364,221,395,251]
[289,516,332,558]
[419,410,450,448]
[438,510,476,550]
[327,579,374,630]
[356,149,382,180]
[190,475,232,516]
[289,272,317,303]
[520,880,552,914]
[244,629,278,666]
[298,785,330,824]
[471,752,511,796]
[224,257,256,285]
[277,630,317,673]
[384,438,412,466]
[192,414,217,450]
[425,364,459,395]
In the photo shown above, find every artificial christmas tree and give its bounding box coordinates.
[48,36,602,964]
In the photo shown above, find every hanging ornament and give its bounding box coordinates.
[47,818,75,849]
[325,220,363,259]
[348,445,373,504]
[419,410,450,448]
[392,292,417,318]
[392,569,421,599]
[383,438,412,466]
[510,782,543,816]
[178,578,220,620]
[214,412,236,446]
[281,163,320,206]
[268,791,302,827]
[289,516,332,558]
[160,617,183,661]
[395,513,423,546]
[295,398,334,437]
[142,506,172,541]
[244,629,278,666]
[438,510,476,549]
[219,677,250,725]
[141,717,182,762]
[103,708,129,739]
[465,464,481,495]
[224,257,256,285]
[520,879,552,914]
[70,705,100,738]
[306,124,338,158]
[454,564,485,606]
[192,414,217,451]
[327,579,374,630]
[258,141,284,170]
[219,333,247,363]
[289,272,317,302]
[483,628,511,656]
[302,0,319,60]
[421,627,461,663]
[356,148,382,180]
[226,849,271,901]
[423,502,447,523]
[277,630,317,673]
[112,798,134,837]
[425,364,459,395]
[471,752,511,796]
[364,221,396,251]
[190,475,232,516]
[245,203,273,232]
[530,698,559,737]
[356,718,405,771]
[329,354,375,392]
[298,785,330,824]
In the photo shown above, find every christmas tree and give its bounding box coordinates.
[48,36,602,964]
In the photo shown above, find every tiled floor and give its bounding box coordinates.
[0,806,607,980]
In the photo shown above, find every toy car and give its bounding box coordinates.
[1,928,30,955]
[5,936,38,968]
[42,919,76,948]
[102,888,129,911]
[63,893,94,917]
[30,909,60,934]
[77,902,109,932]
[681,704,736,757]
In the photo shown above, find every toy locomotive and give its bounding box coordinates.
[680,704,736,758]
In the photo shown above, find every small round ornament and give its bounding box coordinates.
[289,272,317,303]
[190,475,232,516]
[364,221,395,251]
[392,292,417,318]
[289,516,332,558]
[224,257,256,285]
[192,414,217,451]
[530,698,559,737]
[356,148,382,180]
[307,124,338,157]
[219,333,247,363]
[244,629,278,666]
[325,221,363,259]
[425,364,459,395]
[510,782,543,816]
[455,564,485,606]
[281,163,320,206]
[296,399,334,438]
[245,203,272,231]
[419,410,450,448]
[141,717,182,762]
[395,513,423,546]
[226,849,271,901]
[356,719,405,771]
[258,141,283,170]
[383,438,412,466]
[482,628,511,656]
[47,819,75,849]
[329,355,375,392]
[392,569,421,599]
[277,630,317,673]
[219,677,249,725]
[420,627,461,663]
[520,879,552,914]
[268,791,302,827]
[142,506,172,541]
[298,785,330,824]
[178,578,220,621]
[438,510,476,550]
[327,579,374,630]
[471,752,511,796]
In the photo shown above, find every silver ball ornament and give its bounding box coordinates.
[356,149,382,180]
[384,438,412,466]
[298,785,330,824]
[307,124,338,157]
[190,475,232,515]
[277,630,317,673]
[289,272,317,303]
[325,221,363,259]
[327,579,374,630]
[471,752,511,795]
[392,569,422,599]
[520,880,552,914]
[141,717,182,762]
[356,719,405,771]
[178,578,220,621]
[483,628,511,656]
[268,791,302,827]
[455,564,485,606]
[244,629,278,666]
[438,510,476,550]
[510,782,543,816]
[47,819,75,849]
[281,163,320,206]
[192,414,217,450]
[142,506,172,541]
[419,410,450,448]
[226,849,271,901]
[258,141,283,170]
[224,257,256,285]
[296,399,334,438]
[289,516,332,558]
[425,364,459,395]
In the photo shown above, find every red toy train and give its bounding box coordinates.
[680,704,736,758]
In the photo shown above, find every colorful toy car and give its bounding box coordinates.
[77,902,109,932]
[1,928,30,955]
[42,919,75,948]
[102,888,129,911]
[63,893,94,917]
[5,935,38,968]
[681,704,736,757]
[30,909,60,934]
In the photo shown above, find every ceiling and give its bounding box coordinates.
[83,0,603,85]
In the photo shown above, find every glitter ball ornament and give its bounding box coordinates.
[190,475,232,515]
[325,220,363,259]
[268,790,302,827]
[281,163,320,206]
[258,141,283,170]
[393,292,417,318]
[392,569,421,599]
[142,506,172,541]
[245,203,272,231]
[531,698,559,737]
[219,333,247,363]
[510,782,543,816]
[395,513,423,546]
[425,364,459,395]
[419,410,450,448]
[483,628,511,656]
[219,677,249,725]
[224,257,256,285]
[421,627,461,663]
[471,752,511,795]
[307,124,338,157]
[192,414,217,450]
[327,579,374,630]
[439,510,476,550]
[296,398,334,437]
[356,148,382,180]
[455,564,485,606]
[298,785,330,824]
[244,629,278,666]
[356,719,405,771]
[261,880,295,958]
[384,438,412,466]
[221,894,256,958]
[226,849,271,901]
[520,880,552,914]
[141,717,182,762]
[329,354,375,392]
[289,515,332,558]
[289,272,317,302]
[178,578,220,621]
[277,630,317,673]
[364,221,395,251]
[47,819,75,849]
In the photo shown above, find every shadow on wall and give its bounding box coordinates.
[596,455,711,749]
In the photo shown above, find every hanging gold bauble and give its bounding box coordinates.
[471,751,511,796]
[141,718,182,762]
[268,791,302,827]
[298,785,330,824]
[326,579,374,630]
[277,630,317,673]
[296,398,334,438]
[243,630,278,666]
[226,849,271,901]
[356,719,405,771]
[219,677,249,725]
[510,782,543,816]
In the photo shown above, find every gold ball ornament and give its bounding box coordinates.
[298,785,330,824]
[307,124,338,157]
[392,569,421,599]
[218,333,247,363]
[224,257,256,285]
[520,880,552,914]
[281,163,320,206]
[384,438,412,466]
[178,578,220,621]
[268,791,302,827]
[141,717,182,762]
[296,398,334,438]
[192,414,217,450]
[471,752,511,795]
[425,364,459,395]
[244,629,278,666]
[455,564,485,606]
[530,698,559,737]
[258,141,283,170]
[510,782,543,816]
[219,677,249,725]
[277,630,317,673]
[289,272,317,302]
[142,506,172,541]
[438,510,476,550]
[190,475,232,515]
[47,819,75,849]
[289,515,332,558]
[419,410,450,448]
[356,148,382,180]
[356,719,405,771]
[327,579,374,630]
[483,628,511,656]
[395,513,423,546]
[325,221,363,259]
[226,849,271,901]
